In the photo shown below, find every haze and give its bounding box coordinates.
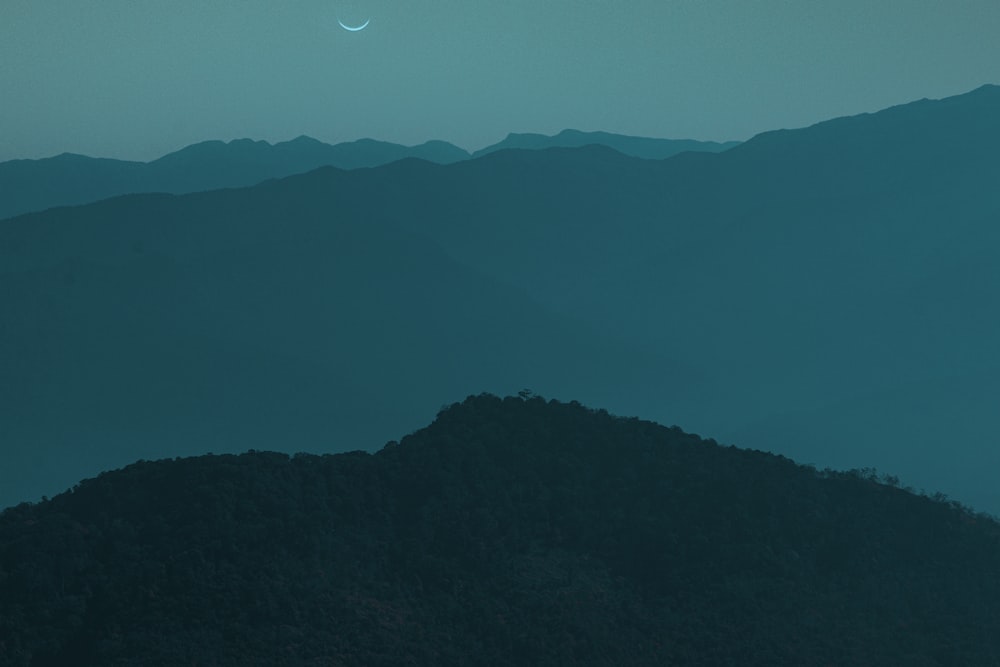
[2,0,999,162]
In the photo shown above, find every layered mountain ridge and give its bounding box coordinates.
[1,84,998,514]
[0,131,734,220]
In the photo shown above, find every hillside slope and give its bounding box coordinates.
[0,177,690,511]
[2,395,999,666]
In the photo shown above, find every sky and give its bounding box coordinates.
[1,0,998,162]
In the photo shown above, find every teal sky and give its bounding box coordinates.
[2,0,998,161]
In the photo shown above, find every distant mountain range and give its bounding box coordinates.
[472,128,738,159]
[0,131,736,220]
[2,84,998,515]
[3,395,1000,665]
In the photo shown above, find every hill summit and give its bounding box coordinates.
[2,394,999,666]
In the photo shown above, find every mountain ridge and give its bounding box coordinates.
[2,394,999,666]
[0,129,736,220]
[472,128,739,159]
[2,83,999,515]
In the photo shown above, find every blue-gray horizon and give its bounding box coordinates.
[1,0,999,161]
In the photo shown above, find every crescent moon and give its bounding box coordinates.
[337,18,370,31]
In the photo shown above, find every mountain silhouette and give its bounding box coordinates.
[352,85,1000,513]
[0,131,735,220]
[0,168,693,511]
[2,85,998,515]
[473,128,738,159]
[0,136,469,220]
[2,394,999,666]
[144,135,471,189]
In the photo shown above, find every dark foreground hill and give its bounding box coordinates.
[2,395,1000,666]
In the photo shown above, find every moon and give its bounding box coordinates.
[337,18,370,31]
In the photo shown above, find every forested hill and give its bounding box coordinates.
[3,394,1000,666]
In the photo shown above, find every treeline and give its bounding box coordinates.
[2,393,1000,665]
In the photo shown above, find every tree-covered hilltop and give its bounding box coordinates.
[3,394,1000,666]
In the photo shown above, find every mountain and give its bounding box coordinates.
[0,131,736,220]
[2,394,999,666]
[0,167,692,511]
[139,136,472,192]
[359,85,1000,513]
[0,136,471,220]
[473,128,739,160]
[2,84,999,514]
